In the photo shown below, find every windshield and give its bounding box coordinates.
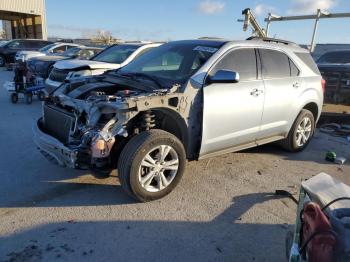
[317,51,350,64]
[117,42,219,87]
[39,43,56,52]
[62,47,81,57]
[92,44,138,64]
[0,41,9,47]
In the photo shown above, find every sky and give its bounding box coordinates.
[45,0,350,44]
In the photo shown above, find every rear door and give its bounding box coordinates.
[200,48,265,156]
[257,48,302,140]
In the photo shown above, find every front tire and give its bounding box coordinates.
[118,129,186,202]
[10,93,18,104]
[280,109,315,152]
[0,55,5,67]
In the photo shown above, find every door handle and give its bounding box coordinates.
[250,89,264,97]
[293,82,300,88]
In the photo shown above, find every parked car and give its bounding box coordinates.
[27,46,103,79]
[15,42,80,62]
[317,50,350,103]
[0,39,53,67]
[33,38,324,202]
[0,40,9,46]
[45,42,162,90]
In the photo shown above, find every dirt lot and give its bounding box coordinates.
[0,68,349,262]
[323,103,350,114]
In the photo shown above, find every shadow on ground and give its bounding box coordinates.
[0,193,293,262]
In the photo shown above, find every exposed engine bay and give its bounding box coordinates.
[38,74,199,170]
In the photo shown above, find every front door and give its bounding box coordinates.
[200,48,265,157]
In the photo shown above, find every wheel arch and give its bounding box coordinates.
[143,108,189,153]
[302,102,319,124]
[113,108,189,159]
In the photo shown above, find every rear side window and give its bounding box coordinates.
[260,49,291,79]
[290,59,300,76]
[295,52,320,75]
[211,48,257,81]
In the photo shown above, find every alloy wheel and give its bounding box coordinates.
[138,145,179,193]
[295,117,312,147]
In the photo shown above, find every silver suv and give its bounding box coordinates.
[33,38,324,202]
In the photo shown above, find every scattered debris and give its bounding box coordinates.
[325,152,347,165]
[325,151,337,162]
[320,123,350,137]
[6,245,42,262]
[45,244,54,252]
[335,157,347,165]
[51,227,67,233]
[60,244,75,253]
[216,247,223,253]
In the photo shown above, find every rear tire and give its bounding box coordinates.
[25,93,33,104]
[10,93,18,104]
[118,129,186,202]
[280,109,315,152]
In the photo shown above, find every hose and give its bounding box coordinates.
[319,123,350,137]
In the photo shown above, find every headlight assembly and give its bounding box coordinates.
[67,70,92,79]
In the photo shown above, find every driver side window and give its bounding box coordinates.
[52,45,67,53]
[8,41,22,49]
[211,49,257,81]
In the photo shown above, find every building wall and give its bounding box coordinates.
[0,0,45,16]
[0,0,47,39]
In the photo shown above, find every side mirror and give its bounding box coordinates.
[208,70,240,84]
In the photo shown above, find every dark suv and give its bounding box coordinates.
[317,50,350,103]
[0,39,53,67]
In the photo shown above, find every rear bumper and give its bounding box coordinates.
[33,118,78,168]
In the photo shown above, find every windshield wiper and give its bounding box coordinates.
[120,72,163,89]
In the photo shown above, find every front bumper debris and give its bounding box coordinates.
[33,118,78,168]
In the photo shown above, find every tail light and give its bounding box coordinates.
[321,79,326,95]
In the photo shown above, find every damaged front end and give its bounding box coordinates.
[33,75,186,170]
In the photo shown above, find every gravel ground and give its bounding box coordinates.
[0,67,349,262]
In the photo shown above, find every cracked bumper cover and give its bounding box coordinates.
[33,118,78,168]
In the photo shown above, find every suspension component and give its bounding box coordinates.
[142,110,155,130]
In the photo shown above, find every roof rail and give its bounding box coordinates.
[198,37,225,40]
[246,36,297,46]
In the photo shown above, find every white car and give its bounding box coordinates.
[45,42,162,90]
[15,42,80,62]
